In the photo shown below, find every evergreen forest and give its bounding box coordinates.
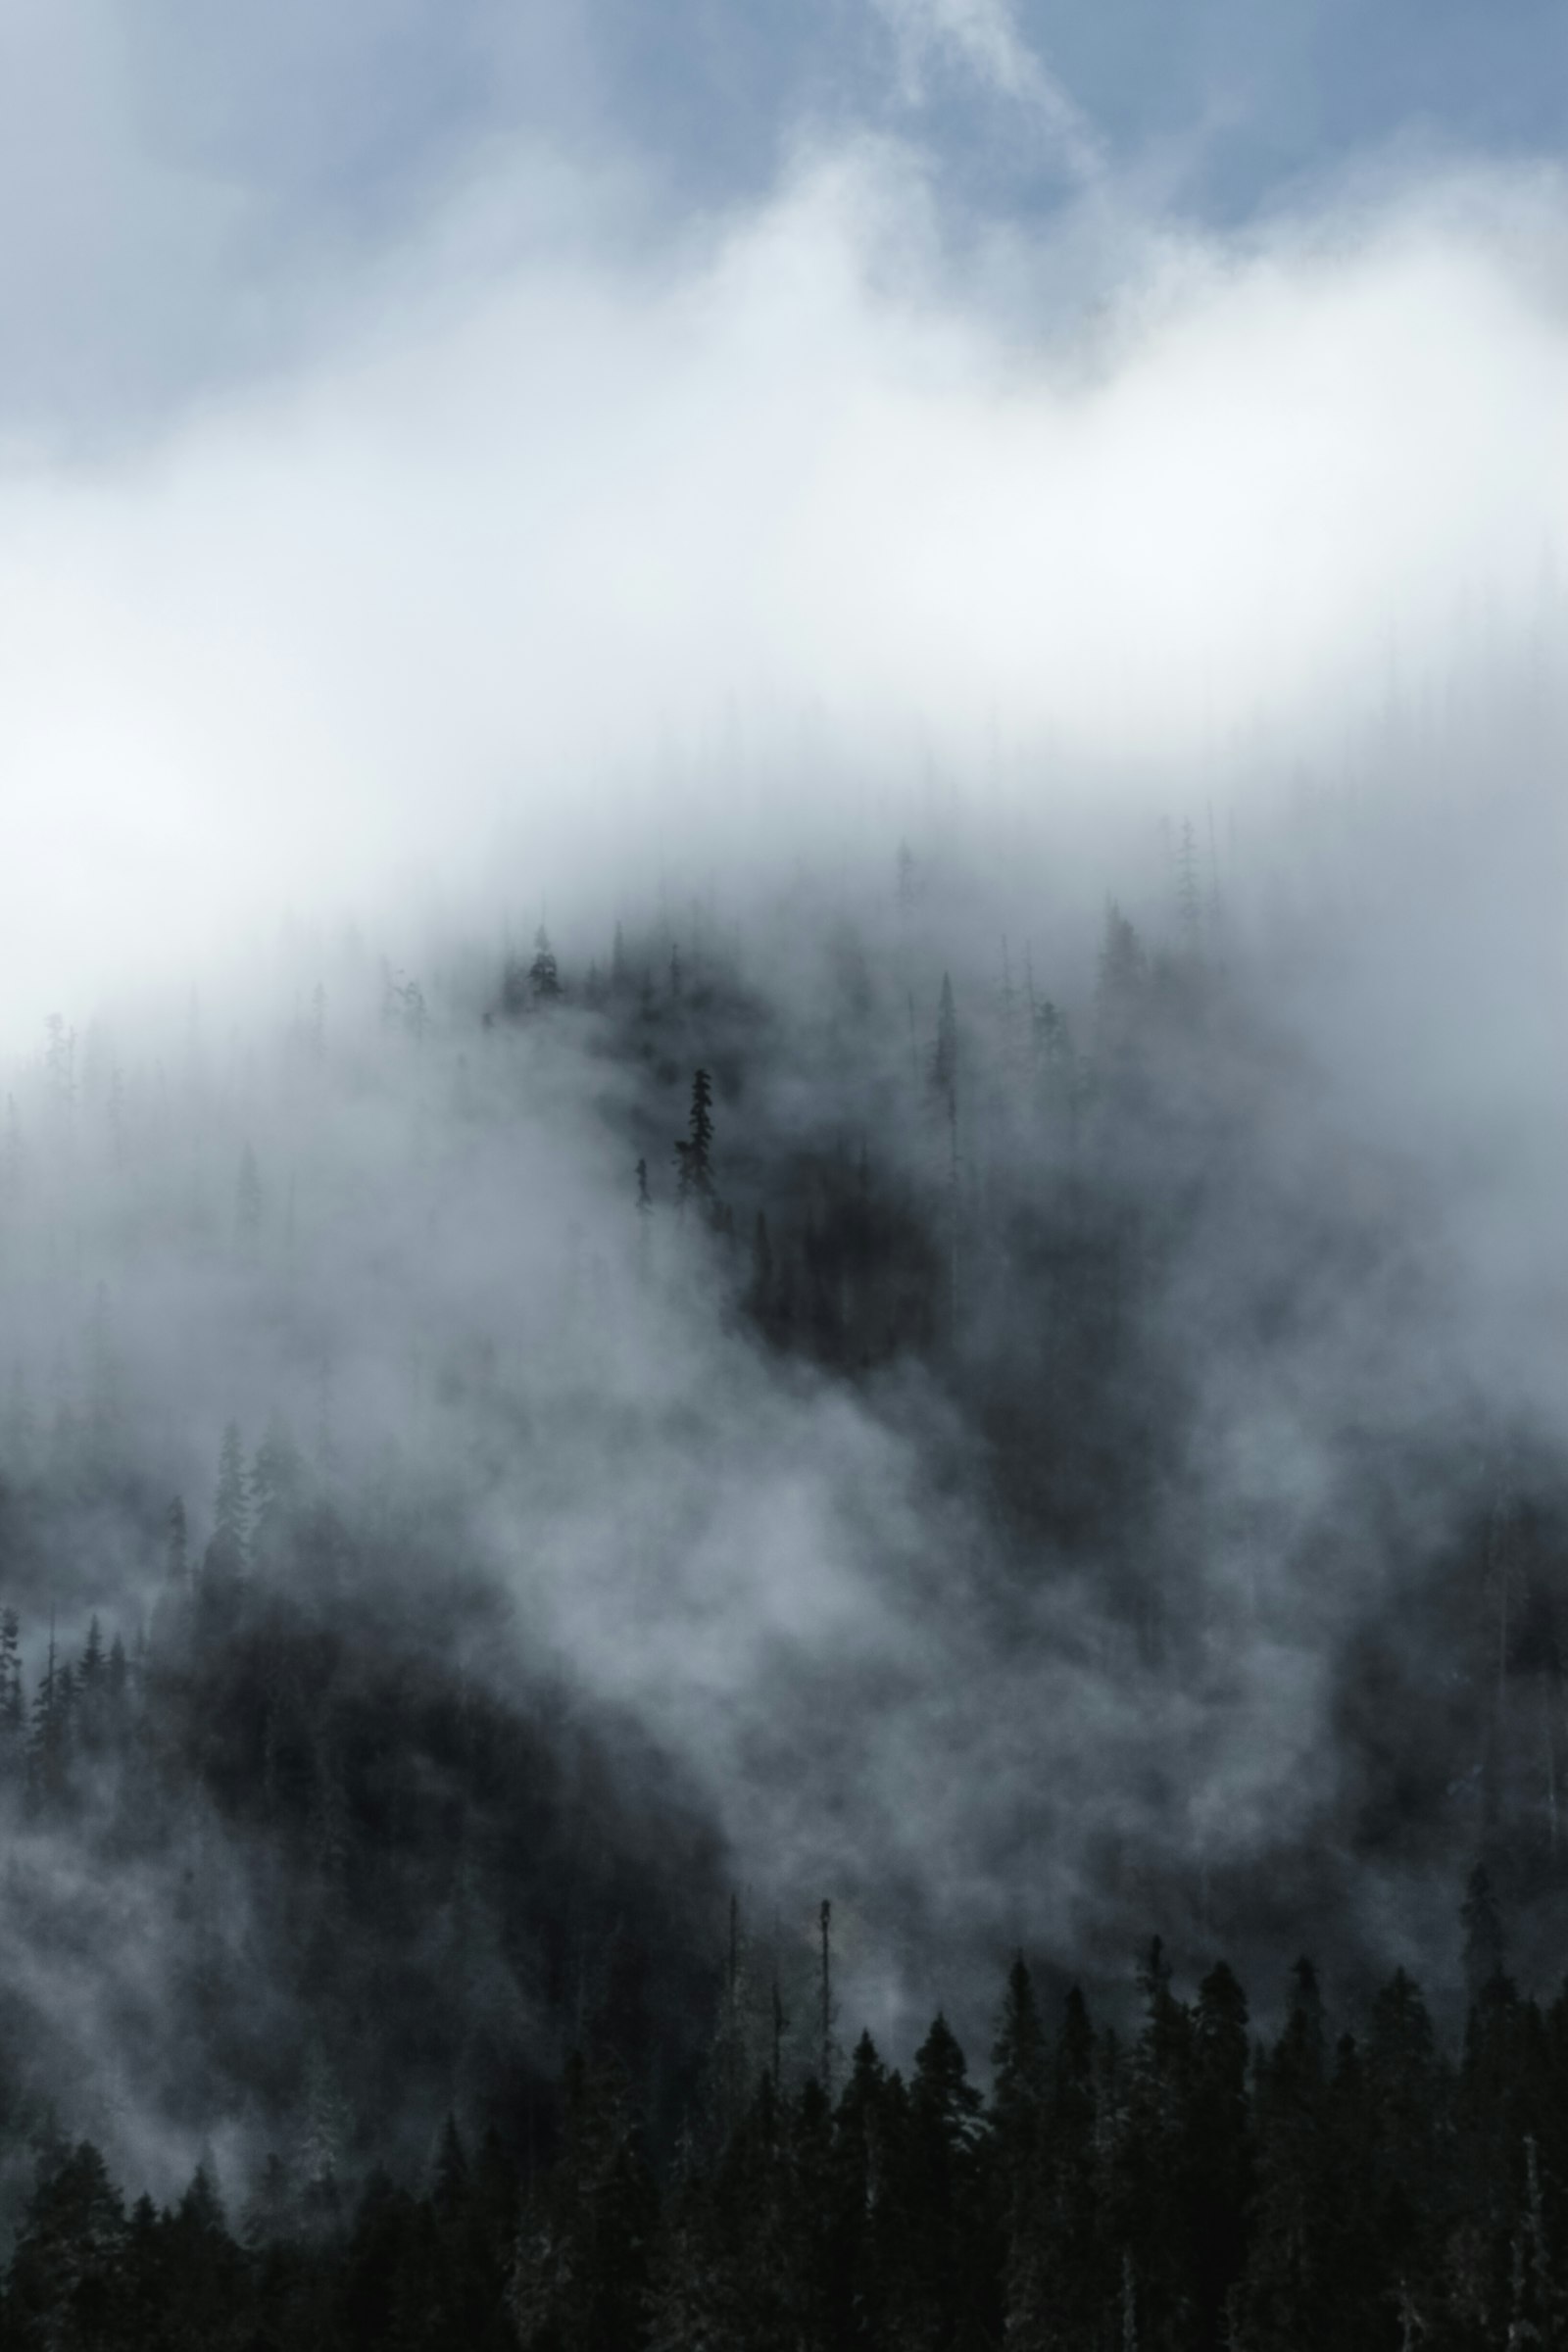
[0,788,1564,2348]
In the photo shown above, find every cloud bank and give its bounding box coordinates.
[0,129,1563,1044]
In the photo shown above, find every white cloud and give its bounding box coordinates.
[0,142,1564,1046]
[868,0,1103,178]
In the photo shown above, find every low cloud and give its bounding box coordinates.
[0,112,1562,1051]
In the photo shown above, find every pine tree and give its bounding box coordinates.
[1237,1958,1352,2352]
[75,1615,108,1756]
[501,951,529,1017]
[892,2014,995,2349]
[990,1955,1048,2181]
[1096,901,1147,1053]
[1462,1861,1507,2003]
[1188,1960,1253,2350]
[926,976,961,1317]
[529,927,563,1004]
[1106,1937,1198,2347]
[511,2051,657,2351]
[204,1423,249,1591]
[239,2152,296,2247]
[0,1605,24,1761]
[25,1616,71,1813]
[1176,817,1202,953]
[250,1418,302,1573]
[990,1956,1054,2348]
[673,1069,716,1218]
[296,2040,353,2221]
[8,2141,127,2350]
[929,974,957,1120]
[167,1495,190,1590]
[432,2112,470,2222]
[43,1014,76,1115]
[816,1898,838,2098]
[1364,1966,1446,2302]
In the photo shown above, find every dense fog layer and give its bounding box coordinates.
[0,0,1565,2250]
[1,618,1564,2203]
[4,143,1566,1044]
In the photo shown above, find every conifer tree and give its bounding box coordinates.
[166,1495,189,1590]
[529,927,563,1004]
[7,2141,127,2350]
[250,1418,302,1572]
[990,1955,1048,2181]
[75,1615,108,1756]
[893,2014,995,2349]
[1461,1860,1507,2002]
[929,973,957,1122]
[297,2039,353,2206]
[25,1615,70,1813]
[204,1423,249,1590]
[1188,1960,1253,2349]
[0,1605,24,1759]
[1176,816,1202,952]
[673,1069,716,1217]
[511,2050,657,2351]
[1096,901,1147,1057]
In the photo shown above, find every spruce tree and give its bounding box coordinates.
[529,927,563,1004]
[8,2141,127,2350]
[673,1069,716,1218]
[25,1616,70,1813]
[166,1496,189,1590]
[0,1604,24,1761]
[204,1424,249,1592]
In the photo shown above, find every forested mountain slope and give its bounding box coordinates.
[0,800,1563,2343]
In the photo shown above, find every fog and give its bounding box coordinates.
[1,0,1566,2233]
[2,132,1565,1041]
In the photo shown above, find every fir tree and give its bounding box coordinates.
[25,1616,71,1813]
[529,926,563,1004]
[250,1418,302,1572]
[0,1604,24,1758]
[8,2141,127,2351]
[673,1069,715,1217]
[1462,1861,1507,2003]
[204,1423,249,1590]
[166,1495,190,1590]
[511,2051,657,2352]
[1176,816,1202,953]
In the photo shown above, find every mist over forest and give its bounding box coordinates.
[3,3,1568,2345]
[0,623,1563,2190]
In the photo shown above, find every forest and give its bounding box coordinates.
[0,766,1564,2346]
[1,0,1564,2333]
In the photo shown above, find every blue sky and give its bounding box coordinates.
[136,0,1568,212]
[3,0,1564,436]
